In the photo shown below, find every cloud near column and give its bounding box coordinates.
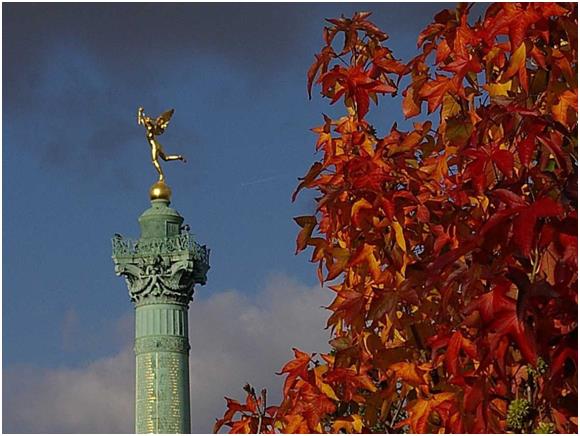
[3,274,332,433]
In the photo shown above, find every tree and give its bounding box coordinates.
[216,3,577,433]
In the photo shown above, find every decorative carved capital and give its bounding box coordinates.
[114,253,193,305]
[112,233,209,306]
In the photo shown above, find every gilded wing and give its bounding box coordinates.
[155,109,175,129]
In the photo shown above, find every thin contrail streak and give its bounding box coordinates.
[240,175,290,187]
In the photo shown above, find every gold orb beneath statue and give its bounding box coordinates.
[149,180,172,201]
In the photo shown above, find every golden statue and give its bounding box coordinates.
[137,107,186,183]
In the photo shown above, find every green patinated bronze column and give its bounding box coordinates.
[112,182,210,433]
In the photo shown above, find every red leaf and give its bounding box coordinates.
[532,197,565,218]
[435,39,451,64]
[513,207,538,257]
[514,198,564,256]
[445,331,477,385]
[465,280,537,363]
[307,46,334,98]
[489,310,537,363]
[517,136,535,166]
[491,149,514,177]
[464,280,515,324]
[417,22,445,47]
[417,204,430,223]
[494,189,527,208]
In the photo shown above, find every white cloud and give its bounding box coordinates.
[3,350,134,433]
[3,274,332,433]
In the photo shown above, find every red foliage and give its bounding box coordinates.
[217,3,577,433]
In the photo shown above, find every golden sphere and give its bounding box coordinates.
[149,180,172,201]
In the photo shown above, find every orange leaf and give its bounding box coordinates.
[351,198,373,228]
[326,247,350,281]
[284,414,308,433]
[294,216,317,254]
[391,219,407,252]
[390,361,428,386]
[278,348,312,396]
[332,415,364,433]
[292,162,323,201]
[396,392,456,433]
[501,42,526,83]
[349,243,381,280]
[552,89,578,128]
[418,75,451,113]
[403,86,421,118]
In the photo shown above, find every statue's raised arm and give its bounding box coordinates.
[137,107,145,126]
[137,107,186,183]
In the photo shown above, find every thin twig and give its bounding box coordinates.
[257,389,267,434]
[390,389,410,429]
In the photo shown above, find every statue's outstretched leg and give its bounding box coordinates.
[159,150,186,163]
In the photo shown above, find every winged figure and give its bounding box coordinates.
[137,107,186,181]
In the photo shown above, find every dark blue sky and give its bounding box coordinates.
[3,2,469,374]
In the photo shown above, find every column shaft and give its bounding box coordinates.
[134,303,191,433]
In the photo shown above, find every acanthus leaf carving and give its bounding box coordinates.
[114,253,196,305]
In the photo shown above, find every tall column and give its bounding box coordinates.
[112,182,210,433]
